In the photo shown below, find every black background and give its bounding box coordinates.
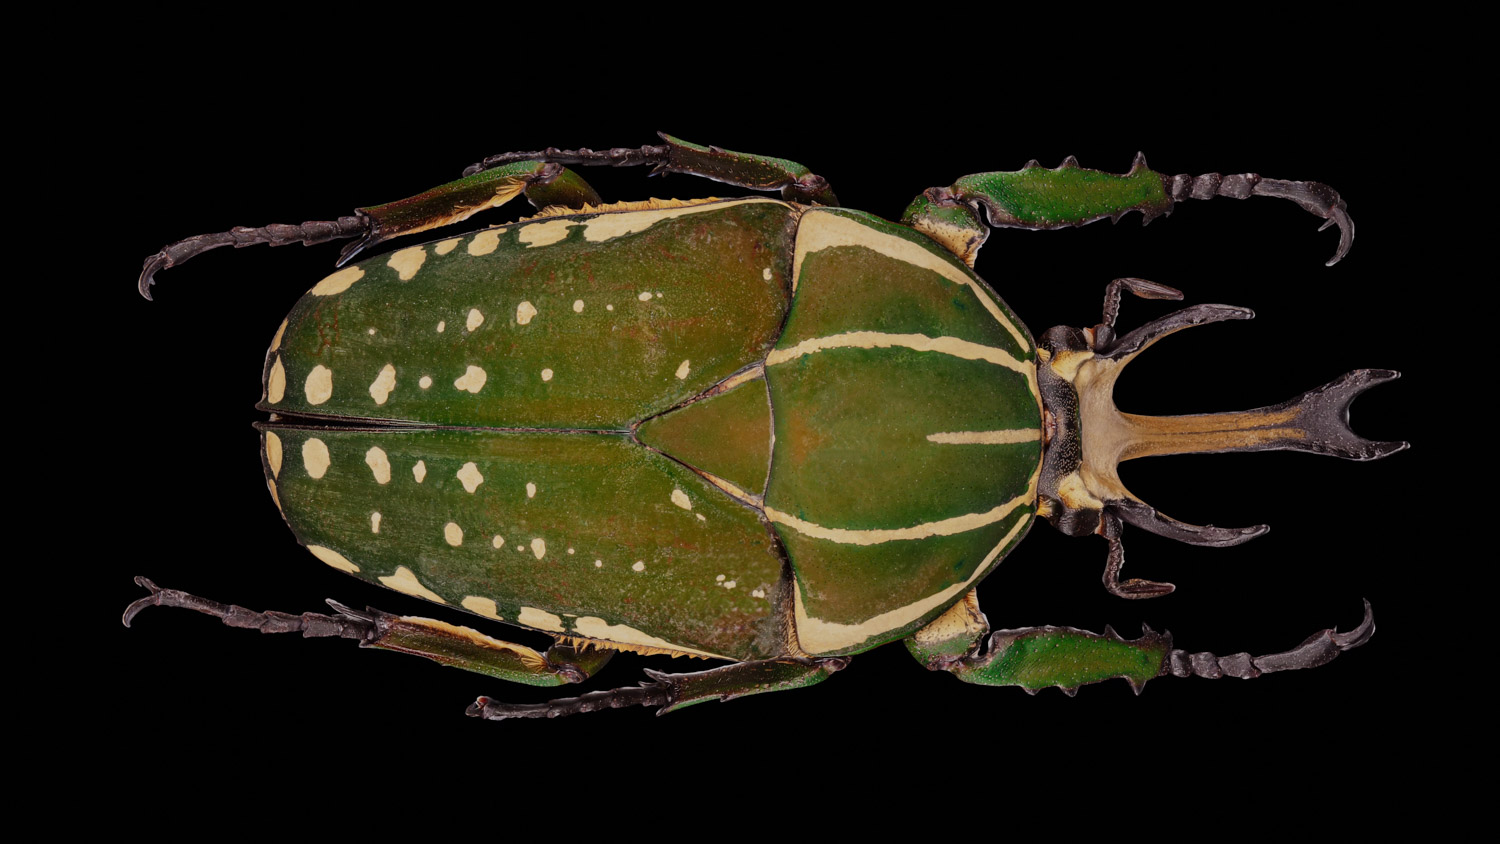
[84,51,1445,816]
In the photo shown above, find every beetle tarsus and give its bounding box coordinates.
[138,253,170,300]
[1168,173,1354,266]
[137,216,368,299]
[1165,600,1374,679]
[1099,511,1176,599]
[121,575,377,640]
[1095,277,1184,350]
[468,684,668,721]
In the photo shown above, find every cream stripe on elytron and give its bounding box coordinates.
[515,197,788,248]
[793,475,1037,654]
[926,429,1041,445]
[766,331,1029,377]
[516,606,732,660]
[792,210,1030,350]
[766,479,1033,547]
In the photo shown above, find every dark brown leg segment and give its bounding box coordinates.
[468,656,849,720]
[462,133,838,206]
[138,161,598,298]
[123,577,610,687]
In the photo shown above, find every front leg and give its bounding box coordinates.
[906,590,1374,695]
[902,153,1352,267]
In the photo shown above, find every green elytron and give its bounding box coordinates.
[127,136,1404,718]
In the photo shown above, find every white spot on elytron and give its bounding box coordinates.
[516,300,538,325]
[518,606,566,633]
[696,513,706,522]
[264,431,283,478]
[436,321,446,333]
[302,438,330,479]
[638,291,653,302]
[267,356,286,404]
[308,545,358,573]
[518,218,576,248]
[675,359,691,380]
[572,299,584,313]
[606,304,614,311]
[655,292,662,299]
[466,308,484,332]
[267,479,282,514]
[526,482,537,499]
[716,574,725,582]
[594,560,603,568]
[387,246,427,281]
[269,319,288,352]
[380,565,447,603]
[365,446,391,484]
[632,561,645,572]
[541,368,554,382]
[457,462,484,493]
[723,580,736,589]
[752,588,766,598]
[419,375,433,389]
[670,489,692,510]
[367,327,376,335]
[413,460,427,483]
[368,364,396,405]
[567,547,575,555]
[516,546,524,552]
[309,266,364,296]
[763,267,773,281]
[468,230,501,256]
[434,238,460,256]
[461,596,502,620]
[454,365,487,393]
[444,522,464,546]
[531,538,546,559]
[305,365,333,405]
[370,512,381,533]
[492,535,505,549]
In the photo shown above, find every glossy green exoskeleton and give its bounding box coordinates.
[127,135,1404,719]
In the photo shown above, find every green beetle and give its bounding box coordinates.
[126,135,1405,720]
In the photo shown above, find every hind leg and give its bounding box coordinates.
[124,577,611,687]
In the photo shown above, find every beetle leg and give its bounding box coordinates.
[1163,600,1375,680]
[1093,277,1183,350]
[902,153,1353,266]
[345,162,603,266]
[468,656,849,721]
[1099,509,1176,599]
[911,598,1373,695]
[462,133,838,206]
[138,215,367,300]
[123,577,611,687]
[137,161,600,298]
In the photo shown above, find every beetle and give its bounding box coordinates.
[124,134,1407,722]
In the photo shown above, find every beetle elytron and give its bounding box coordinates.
[127,135,1405,719]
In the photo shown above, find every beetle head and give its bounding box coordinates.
[1034,301,1407,552]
